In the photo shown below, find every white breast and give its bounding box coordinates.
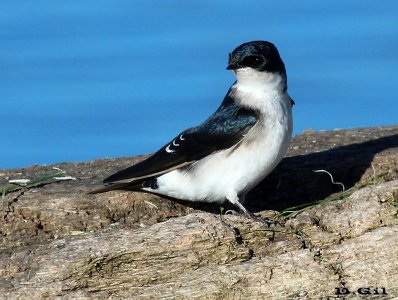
[151,69,293,203]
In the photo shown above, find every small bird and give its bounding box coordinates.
[90,41,294,216]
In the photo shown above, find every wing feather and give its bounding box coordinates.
[103,93,258,185]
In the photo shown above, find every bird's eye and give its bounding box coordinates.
[241,55,264,68]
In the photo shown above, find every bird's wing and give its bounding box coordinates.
[103,94,259,184]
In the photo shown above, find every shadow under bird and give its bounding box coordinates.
[90,40,294,216]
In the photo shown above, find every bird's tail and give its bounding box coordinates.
[87,182,141,194]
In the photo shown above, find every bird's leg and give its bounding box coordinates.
[239,193,247,205]
[225,193,252,218]
[226,193,276,227]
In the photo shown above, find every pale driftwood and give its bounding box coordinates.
[1,125,398,299]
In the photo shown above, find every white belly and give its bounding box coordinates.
[153,103,293,203]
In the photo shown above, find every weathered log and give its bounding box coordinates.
[1,125,398,299]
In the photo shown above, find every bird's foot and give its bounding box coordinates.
[224,207,277,227]
[225,194,278,226]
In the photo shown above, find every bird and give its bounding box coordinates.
[89,41,294,217]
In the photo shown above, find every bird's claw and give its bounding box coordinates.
[224,209,239,215]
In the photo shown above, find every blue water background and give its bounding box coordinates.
[1,1,397,169]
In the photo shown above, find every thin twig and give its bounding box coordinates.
[371,163,376,178]
[53,176,76,181]
[143,200,158,209]
[313,169,345,192]
[8,179,30,185]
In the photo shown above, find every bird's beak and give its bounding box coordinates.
[226,63,239,70]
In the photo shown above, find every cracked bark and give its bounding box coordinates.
[1,125,398,299]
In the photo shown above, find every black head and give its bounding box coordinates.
[227,41,286,76]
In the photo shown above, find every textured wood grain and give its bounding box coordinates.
[1,125,398,299]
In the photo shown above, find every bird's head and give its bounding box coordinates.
[227,41,287,88]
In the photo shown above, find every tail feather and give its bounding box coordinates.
[87,182,142,195]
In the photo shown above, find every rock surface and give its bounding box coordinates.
[1,125,398,299]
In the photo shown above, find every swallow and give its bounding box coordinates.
[90,41,294,216]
